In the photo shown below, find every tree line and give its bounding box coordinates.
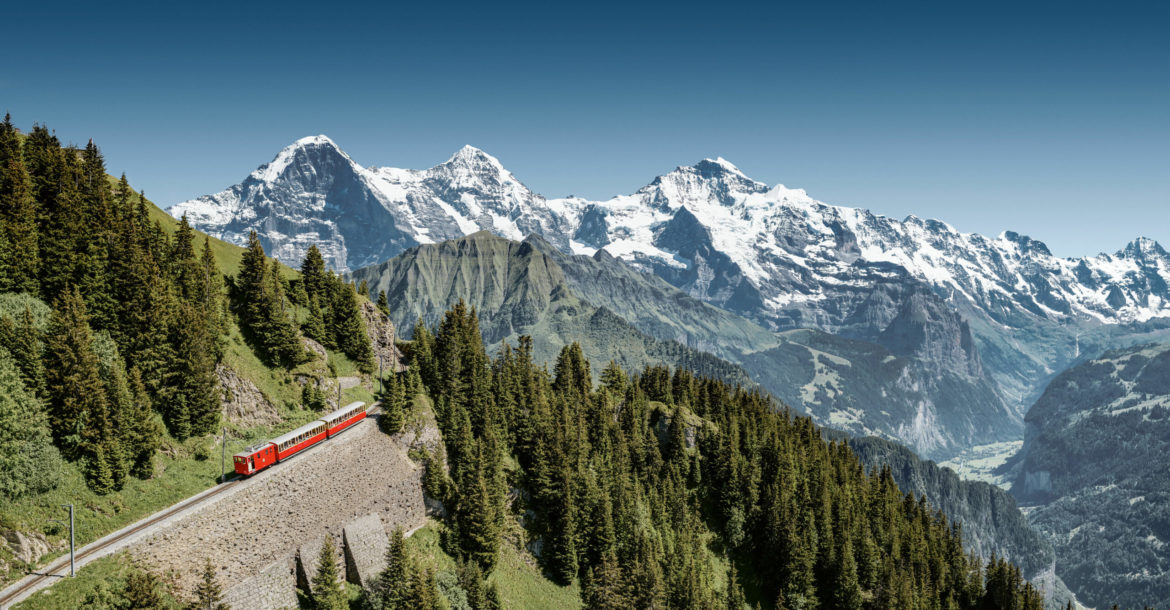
[397,300,1048,609]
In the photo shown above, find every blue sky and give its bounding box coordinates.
[3,0,1166,257]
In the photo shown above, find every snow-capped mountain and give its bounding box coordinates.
[171,136,1170,418]
[172,136,562,272]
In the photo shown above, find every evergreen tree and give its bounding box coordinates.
[236,231,305,366]
[409,567,442,610]
[380,371,406,434]
[368,528,413,610]
[44,289,115,470]
[6,305,46,397]
[301,244,328,299]
[377,289,390,317]
[122,570,168,609]
[124,367,163,479]
[303,293,328,344]
[0,350,63,500]
[0,153,40,294]
[163,302,221,439]
[312,534,348,610]
[328,277,375,372]
[190,557,230,610]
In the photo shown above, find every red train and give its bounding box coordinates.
[232,401,368,476]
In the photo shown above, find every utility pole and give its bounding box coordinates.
[220,427,227,483]
[337,373,341,408]
[378,354,383,395]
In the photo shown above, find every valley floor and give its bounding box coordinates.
[938,440,1022,488]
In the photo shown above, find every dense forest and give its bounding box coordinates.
[0,115,375,499]
[372,301,1048,609]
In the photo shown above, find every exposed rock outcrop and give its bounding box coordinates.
[217,365,280,427]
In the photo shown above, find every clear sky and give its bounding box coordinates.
[3,0,1166,257]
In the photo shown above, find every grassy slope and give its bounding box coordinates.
[406,521,582,610]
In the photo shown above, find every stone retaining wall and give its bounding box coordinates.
[343,514,390,588]
[128,414,427,600]
[222,556,298,610]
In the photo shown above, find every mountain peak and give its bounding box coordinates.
[697,156,747,177]
[443,144,505,170]
[250,134,347,182]
[1119,236,1167,260]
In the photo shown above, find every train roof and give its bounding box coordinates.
[270,419,327,446]
[323,401,366,422]
[233,442,274,458]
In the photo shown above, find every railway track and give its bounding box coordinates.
[0,478,242,609]
[0,403,382,608]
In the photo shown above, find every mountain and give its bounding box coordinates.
[347,231,751,385]
[1006,342,1170,608]
[170,138,560,273]
[172,136,1170,450]
[349,231,1012,456]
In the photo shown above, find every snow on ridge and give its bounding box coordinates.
[169,134,1170,327]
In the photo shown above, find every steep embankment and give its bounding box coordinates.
[1009,343,1170,608]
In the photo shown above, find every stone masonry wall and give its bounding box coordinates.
[221,556,298,610]
[128,414,427,599]
[343,514,390,589]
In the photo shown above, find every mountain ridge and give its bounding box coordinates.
[171,135,1170,428]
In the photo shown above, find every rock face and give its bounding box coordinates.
[1007,342,1170,608]
[217,364,280,427]
[360,300,405,373]
[3,530,54,565]
[348,232,754,393]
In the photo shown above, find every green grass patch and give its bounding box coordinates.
[405,520,581,610]
[11,553,180,610]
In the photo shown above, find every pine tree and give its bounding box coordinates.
[7,305,46,397]
[190,557,229,610]
[0,350,63,500]
[409,567,441,610]
[0,154,40,295]
[328,277,375,372]
[164,303,221,439]
[44,288,113,463]
[377,289,390,317]
[312,534,348,610]
[303,293,328,344]
[368,528,413,610]
[725,564,746,610]
[380,372,405,434]
[198,236,228,341]
[301,244,328,299]
[236,231,305,366]
[583,554,632,610]
[122,570,167,609]
[124,367,163,479]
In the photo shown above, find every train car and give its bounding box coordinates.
[271,420,327,461]
[322,401,367,438]
[233,442,277,476]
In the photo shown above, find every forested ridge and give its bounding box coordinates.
[0,115,376,500]
[372,301,1048,609]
